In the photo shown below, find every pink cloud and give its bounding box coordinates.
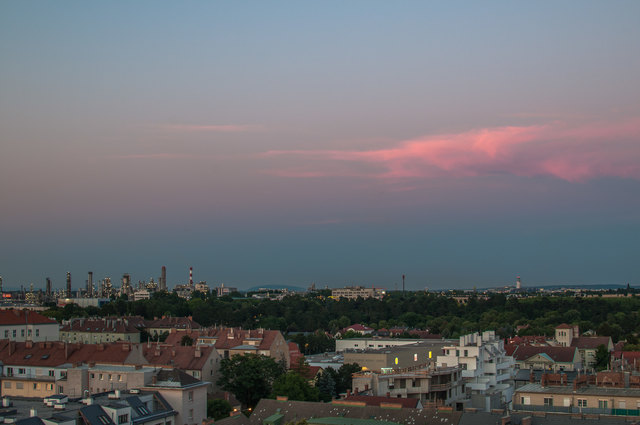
[164,124,262,133]
[264,119,640,182]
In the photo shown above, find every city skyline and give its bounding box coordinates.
[1,1,639,289]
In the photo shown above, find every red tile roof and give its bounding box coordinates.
[511,345,578,363]
[145,316,201,330]
[142,343,215,370]
[0,309,58,325]
[0,340,141,367]
[555,323,573,329]
[571,336,612,349]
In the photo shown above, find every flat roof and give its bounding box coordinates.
[516,382,640,397]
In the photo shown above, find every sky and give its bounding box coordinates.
[1,1,639,291]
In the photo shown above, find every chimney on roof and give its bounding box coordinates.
[195,348,201,358]
[171,350,176,357]
[26,340,33,349]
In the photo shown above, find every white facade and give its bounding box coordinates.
[336,338,424,353]
[0,322,59,342]
[437,331,515,412]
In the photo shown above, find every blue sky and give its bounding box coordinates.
[1,1,639,290]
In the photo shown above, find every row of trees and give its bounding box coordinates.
[215,353,360,408]
[44,291,640,346]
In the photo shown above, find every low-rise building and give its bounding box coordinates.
[331,286,385,300]
[508,345,581,372]
[336,337,430,353]
[142,369,208,425]
[352,364,463,408]
[60,318,141,343]
[344,340,450,372]
[513,371,640,417]
[0,309,59,342]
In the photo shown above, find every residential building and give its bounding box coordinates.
[60,318,141,343]
[554,324,614,369]
[0,391,178,425]
[344,340,450,372]
[331,286,385,300]
[513,371,640,417]
[172,327,290,367]
[437,331,515,412]
[142,369,208,425]
[507,345,581,372]
[0,309,59,342]
[215,284,237,297]
[335,324,374,337]
[142,343,221,392]
[336,337,429,353]
[143,316,201,339]
[352,364,463,408]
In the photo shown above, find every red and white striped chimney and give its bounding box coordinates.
[189,267,193,286]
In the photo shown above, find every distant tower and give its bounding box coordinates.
[402,274,405,293]
[516,276,522,290]
[66,272,72,298]
[122,273,131,295]
[189,267,193,286]
[87,271,93,297]
[160,266,167,291]
[46,277,52,298]
[0,276,3,295]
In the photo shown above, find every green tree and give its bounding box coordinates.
[181,334,194,346]
[336,363,361,394]
[217,354,284,408]
[315,370,336,402]
[207,399,232,420]
[595,344,610,371]
[271,371,319,402]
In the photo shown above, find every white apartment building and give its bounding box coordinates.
[437,331,515,412]
[331,286,385,300]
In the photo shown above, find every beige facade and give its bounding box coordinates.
[514,382,640,415]
[331,286,385,300]
[1,376,57,398]
[352,365,463,407]
[344,341,448,372]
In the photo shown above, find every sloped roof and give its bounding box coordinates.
[343,395,419,409]
[145,316,201,330]
[0,341,140,367]
[60,318,139,334]
[146,368,204,388]
[198,328,282,351]
[511,345,577,363]
[142,343,215,370]
[555,323,573,329]
[80,404,115,425]
[571,336,611,349]
[0,309,58,325]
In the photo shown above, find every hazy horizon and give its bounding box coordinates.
[2,1,639,290]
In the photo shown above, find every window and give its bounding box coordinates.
[108,374,112,381]
[28,329,32,336]
[13,330,16,337]
[18,368,25,374]
[193,371,200,378]
[188,391,194,401]
[118,414,129,424]
[98,415,110,425]
[578,399,587,407]
[543,397,553,407]
[4,382,11,389]
[118,375,122,381]
[188,409,194,420]
[91,373,95,379]
[619,401,626,409]
[16,383,24,389]
[49,370,55,377]
[4,330,7,338]
[21,329,25,337]
[521,396,530,405]
[464,350,468,357]
[36,329,40,337]
[598,400,608,409]
[100,374,104,380]
[47,384,54,390]
[33,383,37,390]
[6,367,13,376]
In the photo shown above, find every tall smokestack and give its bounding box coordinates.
[66,272,72,298]
[46,278,52,298]
[161,266,167,291]
[189,267,193,286]
[87,271,93,297]
[516,276,522,290]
